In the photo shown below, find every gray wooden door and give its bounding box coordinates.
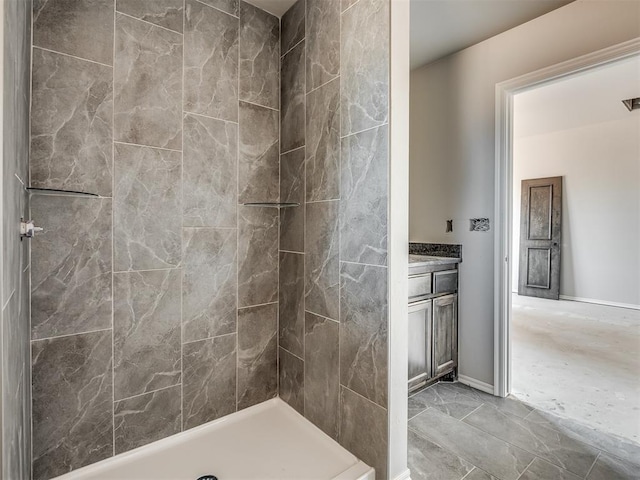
[408,299,432,391]
[518,176,562,300]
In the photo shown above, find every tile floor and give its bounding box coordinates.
[408,382,640,480]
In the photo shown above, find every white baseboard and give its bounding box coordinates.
[457,375,494,394]
[392,469,412,480]
[559,295,640,311]
[511,291,639,310]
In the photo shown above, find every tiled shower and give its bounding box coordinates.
[1,0,391,479]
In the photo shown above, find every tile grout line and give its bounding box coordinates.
[180,0,186,434]
[302,0,308,421]
[240,98,279,112]
[305,308,339,324]
[192,0,239,19]
[340,121,388,140]
[306,74,339,97]
[280,36,304,60]
[280,144,305,156]
[32,45,113,68]
[235,3,241,413]
[114,140,182,153]
[458,402,486,422]
[183,330,237,347]
[584,452,601,479]
[183,109,238,125]
[116,10,184,36]
[115,382,182,404]
[514,457,537,480]
[111,0,117,457]
[30,326,114,344]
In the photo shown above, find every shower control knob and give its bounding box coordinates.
[20,219,44,239]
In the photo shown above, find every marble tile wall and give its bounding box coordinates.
[29,1,279,477]
[277,0,391,478]
[1,0,32,478]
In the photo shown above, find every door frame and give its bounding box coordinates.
[493,38,640,398]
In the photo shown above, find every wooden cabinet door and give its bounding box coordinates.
[408,299,432,390]
[432,294,457,377]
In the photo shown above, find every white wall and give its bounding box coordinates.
[409,0,640,386]
[513,117,640,308]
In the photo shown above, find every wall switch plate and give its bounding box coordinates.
[470,218,490,232]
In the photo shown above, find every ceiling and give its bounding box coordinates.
[248,0,575,69]
[514,55,640,138]
[410,0,574,69]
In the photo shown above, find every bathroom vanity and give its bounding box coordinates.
[408,254,461,393]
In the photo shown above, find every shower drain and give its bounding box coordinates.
[196,476,218,480]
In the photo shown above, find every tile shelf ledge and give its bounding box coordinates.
[242,202,300,208]
[27,187,104,198]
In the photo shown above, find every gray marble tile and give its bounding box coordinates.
[281,41,305,154]
[239,0,279,109]
[114,269,181,400]
[463,469,500,480]
[340,262,388,407]
[238,102,280,203]
[30,48,113,197]
[183,334,237,429]
[32,330,113,479]
[279,252,304,357]
[306,77,340,201]
[281,0,304,55]
[463,404,601,477]
[304,312,339,440]
[198,0,239,16]
[183,228,237,343]
[340,125,388,265]
[114,12,182,150]
[341,0,359,12]
[2,2,31,478]
[117,0,183,33]
[519,458,583,480]
[3,176,24,306]
[279,148,305,252]
[183,114,238,227]
[441,382,534,419]
[238,206,278,307]
[31,195,112,340]
[340,387,388,480]
[33,0,114,65]
[408,429,475,480]
[237,303,278,410]
[305,201,339,320]
[114,143,182,272]
[464,405,598,477]
[184,0,238,122]
[340,0,389,136]
[114,385,182,454]
[587,453,639,480]
[306,0,340,92]
[409,408,535,480]
[524,409,640,468]
[279,348,304,415]
[409,383,483,420]
[2,291,30,480]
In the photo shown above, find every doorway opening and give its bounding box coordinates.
[495,40,640,445]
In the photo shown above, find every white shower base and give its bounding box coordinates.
[53,398,375,480]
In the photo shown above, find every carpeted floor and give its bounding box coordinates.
[511,294,640,444]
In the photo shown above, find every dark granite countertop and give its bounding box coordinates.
[409,254,461,267]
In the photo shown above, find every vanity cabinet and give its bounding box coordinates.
[408,256,460,393]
